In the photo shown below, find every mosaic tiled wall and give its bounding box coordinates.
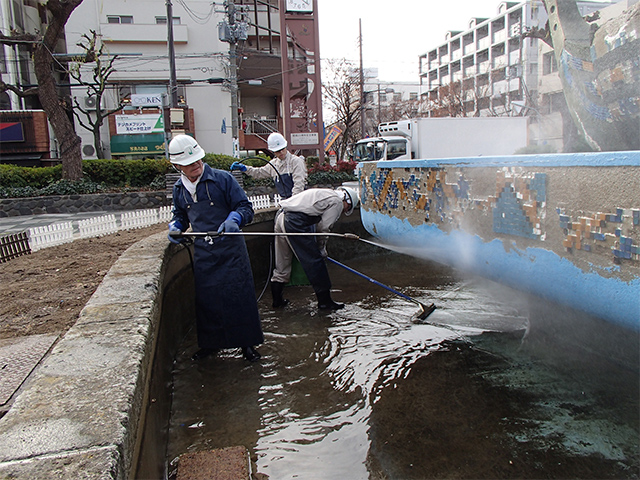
[557,207,640,263]
[360,164,639,269]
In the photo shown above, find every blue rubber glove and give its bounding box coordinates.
[217,211,242,236]
[230,161,247,172]
[168,220,185,244]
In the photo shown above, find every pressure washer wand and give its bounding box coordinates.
[169,231,361,240]
[326,257,436,320]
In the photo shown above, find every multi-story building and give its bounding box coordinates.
[362,75,422,135]
[65,0,289,159]
[65,0,325,160]
[2,0,326,161]
[418,0,614,122]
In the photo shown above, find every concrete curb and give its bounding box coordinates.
[0,232,169,480]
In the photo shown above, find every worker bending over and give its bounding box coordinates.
[270,186,359,311]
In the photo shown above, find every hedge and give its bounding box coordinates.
[0,156,357,199]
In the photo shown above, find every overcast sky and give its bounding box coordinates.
[316,0,510,83]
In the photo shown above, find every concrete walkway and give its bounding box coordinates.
[0,211,134,236]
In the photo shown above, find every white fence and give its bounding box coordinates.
[28,222,74,252]
[78,214,118,238]
[9,195,278,254]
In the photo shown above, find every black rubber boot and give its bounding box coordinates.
[271,281,289,308]
[242,346,261,362]
[317,290,344,311]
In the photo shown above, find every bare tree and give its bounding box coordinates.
[70,31,124,159]
[322,59,363,160]
[0,0,85,179]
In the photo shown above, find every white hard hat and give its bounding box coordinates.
[169,134,205,165]
[337,186,360,216]
[267,132,288,152]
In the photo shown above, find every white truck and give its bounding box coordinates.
[352,117,529,161]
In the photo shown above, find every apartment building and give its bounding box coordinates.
[418,0,613,122]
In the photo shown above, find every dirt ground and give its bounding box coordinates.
[0,224,167,340]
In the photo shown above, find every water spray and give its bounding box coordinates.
[169,230,437,320]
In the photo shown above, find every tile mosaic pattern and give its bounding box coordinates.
[361,163,639,273]
[557,207,640,265]
[492,171,546,240]
[362,167,546,240]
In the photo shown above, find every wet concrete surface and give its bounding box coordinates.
[166,252,639,479]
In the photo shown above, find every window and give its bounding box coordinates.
[542,52,557,75]
[0,46,6,74]
[156,16,181,25]
[107,15,133,24]
[387,140,407,160]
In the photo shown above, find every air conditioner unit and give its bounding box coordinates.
[83,95,106,110]
[82,144,96,158]
[84,95,97,109]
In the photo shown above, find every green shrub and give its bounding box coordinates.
[0,153,358,198]
[0,164,62,188]
[307,160,357,185]
[0,178,105,198]
[83,158,171,187]
[307,170,356,186]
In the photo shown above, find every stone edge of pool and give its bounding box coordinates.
[0,231,171,479]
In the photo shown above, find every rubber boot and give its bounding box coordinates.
[242,346,261,362]
[271,281,289,308]
[317,290,344,311]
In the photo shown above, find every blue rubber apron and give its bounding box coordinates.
[184,185,263,350]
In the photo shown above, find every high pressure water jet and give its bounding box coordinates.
[169,230,437,319]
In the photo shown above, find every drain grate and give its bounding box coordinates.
[0,334,57,406]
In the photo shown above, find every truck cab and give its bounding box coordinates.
[352,120,414,162]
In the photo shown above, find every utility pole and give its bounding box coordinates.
[359,18,365,138]
[219,0,246,157]
[227,1,239,142]
[166,0,179,108]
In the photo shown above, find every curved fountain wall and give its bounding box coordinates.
[358,151,640,330]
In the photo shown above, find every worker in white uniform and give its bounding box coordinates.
[270,186,359,311]
[230,132,307,199]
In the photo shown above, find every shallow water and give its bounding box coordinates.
[166,253,639,479]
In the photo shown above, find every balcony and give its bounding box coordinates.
[492,54,507,70]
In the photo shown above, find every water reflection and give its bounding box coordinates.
[166,253,638,479]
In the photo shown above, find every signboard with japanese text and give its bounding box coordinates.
[110,133,166,156]
[291,132,319,145]
[115,114,164,135]
[323,125,342,151]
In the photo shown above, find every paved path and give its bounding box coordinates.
[0,211,146,236]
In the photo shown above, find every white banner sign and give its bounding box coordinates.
[290,132,319,145]
[115,114,164,135]
[130,94,163,107]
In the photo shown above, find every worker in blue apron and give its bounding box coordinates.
[167,134,263,362]
[230,132,307,199]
